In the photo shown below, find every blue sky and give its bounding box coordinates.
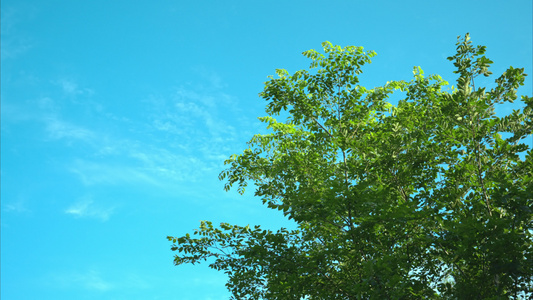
[1,1,531,299]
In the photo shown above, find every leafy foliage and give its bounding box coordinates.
[168,34,533,299]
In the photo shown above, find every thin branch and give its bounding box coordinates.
[311,116,334,139]
[472,113,492,217]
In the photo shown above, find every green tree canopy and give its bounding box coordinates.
[168,34,533,299]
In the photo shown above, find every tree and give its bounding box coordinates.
[168,34,533,299]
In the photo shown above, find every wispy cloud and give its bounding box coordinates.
[54,79,95,97]
[147,84,240,159]
[69,159,161,186]
[45,269,155,294]
[0,35,34,60]
[65,197,115,221]
[2,199,30,214]
[79,271,114,291]
[192,66,227,89]
[44,116,96,141]
[68,145,217,189]
[48,269,114,291]
[5,68,249,190]
[0,4,36,60]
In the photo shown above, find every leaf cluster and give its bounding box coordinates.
[169,34,533,299]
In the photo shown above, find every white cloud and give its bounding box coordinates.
[2,199,30,213]
[44,269,157,295]
[44,116,95,141]
[4,96,97,143]
[48,269,114,292]
[54,79,95,97]
[80,271,114,291]
[35,79,240,188]
[147,85,239,160]
[0,35,33,60]
[0,5,36,60]
[69,159,160,187]
[68,143,217,189]
[5,68,248,190]
[192,66,226,89]
[65,197,115,221]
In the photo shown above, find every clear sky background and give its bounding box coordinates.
[1,1,532,299]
